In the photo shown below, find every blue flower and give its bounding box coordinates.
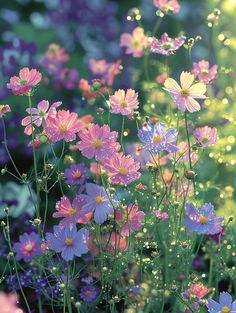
[137,122,178,154]
[207,292,236,313]
[183,203,224,235]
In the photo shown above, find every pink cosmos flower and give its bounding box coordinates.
[7,67,42,96]
[44,43,69,63]
[104,60,122,86]
[13,232,43,262]
[109,89,139,116]
[102,152,141,185]
[116,204,145,237]
[76,123,120,161]
[192,60,218,84]
[89,59,108,75]
[53,196,92,225]
[45,110,84,142]
[153,0,180,15]
[192,126,218,147]
[168,141,198,163]
[21,100,61,135]
[150,33,185,56]
[0,104,11,118]
[0,292,24,313]
[164,72,207,112]
[153,210,169,221]
[120,27,149,58]
[182,284,209,301]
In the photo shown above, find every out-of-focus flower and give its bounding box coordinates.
[168,141,198,163]
[0,105,11,118]
[207,292,236,313]
[150,33,185,56]
[120,27,149,58]
[80,285,98,303]
[102,153,141,185]
[46,110,84,142]
[7,67,42,96]
[89,59,108,75]
[21,100,61,135]
[117,204,145,236]
[42,43,69,63]
[182,284,209,301]
[183,203,224,235]
[192,126,218,147]
[156,74,168,85]
[64,163,89,186]
[80,183,114,224]
[13,232,43,262]
[192,60,218,84]
[153,0,180,15]
[0,292,23,313]
[164,72,207,112]
[109,89,139,116]
[53,196,92,225]
[76,124,120,161]
[138,122,178,154]
[46,223,89,261]
[153,210,169,221]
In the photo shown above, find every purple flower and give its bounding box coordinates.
[183,203,224,235]
[80,285,98,303]
[81,183,114,224]
[150,33,185,56]
[46,224,89,261]
[207,292,236,313]
[64,163,89,186]
[138,122,178,155]
[13,232,43,262]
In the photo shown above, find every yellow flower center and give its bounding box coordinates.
[199,216,208,224]
[39,111,46,117]
[132,39,140,48]
[119,168,128,175]
[85,291,92,297]
[92,140,103,148]
[95,196,103,204]
[65,238,73,246]
[25,244,33,252]
[153,135,162,144]
[181,89,189,97]
[59,125,68,133]
[68,208,77,216]
[120,101,128,108]
[201,69,209,75]
[20,79,27,86]
[73,170,82,179]
[221,307,230,313]
[163,43,172,50]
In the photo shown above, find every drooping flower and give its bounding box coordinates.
[76,123,120,161]
[64,163,89,186]
[53,196,92,225]
[192,126,218,147]
[45,110,84,142]
[109,89,139,116]
[164,72,207,112]
[13,232,43,262]
[192,60,218,84]
[0,105,11,118]
[138,122,178,154]
[207,292,236,313]
[117,204,145,237]
[150,33,185,56]
[120,27,149,58]
[80,285,98,303]
[46,223,89,261]
[0,292,24,313]
[102,153,141,186]
[80,183,114,224]
[21,100,61,135]
[183,203,224,235]
[7,67,42,96]
[153,0,180,15]
[168,141,198,163]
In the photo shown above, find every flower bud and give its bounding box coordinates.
[184,170,195,180]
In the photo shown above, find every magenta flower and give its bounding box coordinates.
[192,126,218,147]
[153,210,169,221]
[164,72,207,112]
[120,27,149,58]
[13,232,43,262]
[192,60,218,84]
[0,104,11,118]
[183,203,224,235]
[64,163,89,186]
[102,152,141,186]
[45,109,84,142]
[109,89,139,116]
[53,196,92,225]
[0,292,23,313]
[151,33,185,56]
[76,123,120,161]
[7,67,42,96]
[21,100,61,135]
[46,223,89,261]
[118,204,145,237]
[80,183,114,224]
[153,0,180,14]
